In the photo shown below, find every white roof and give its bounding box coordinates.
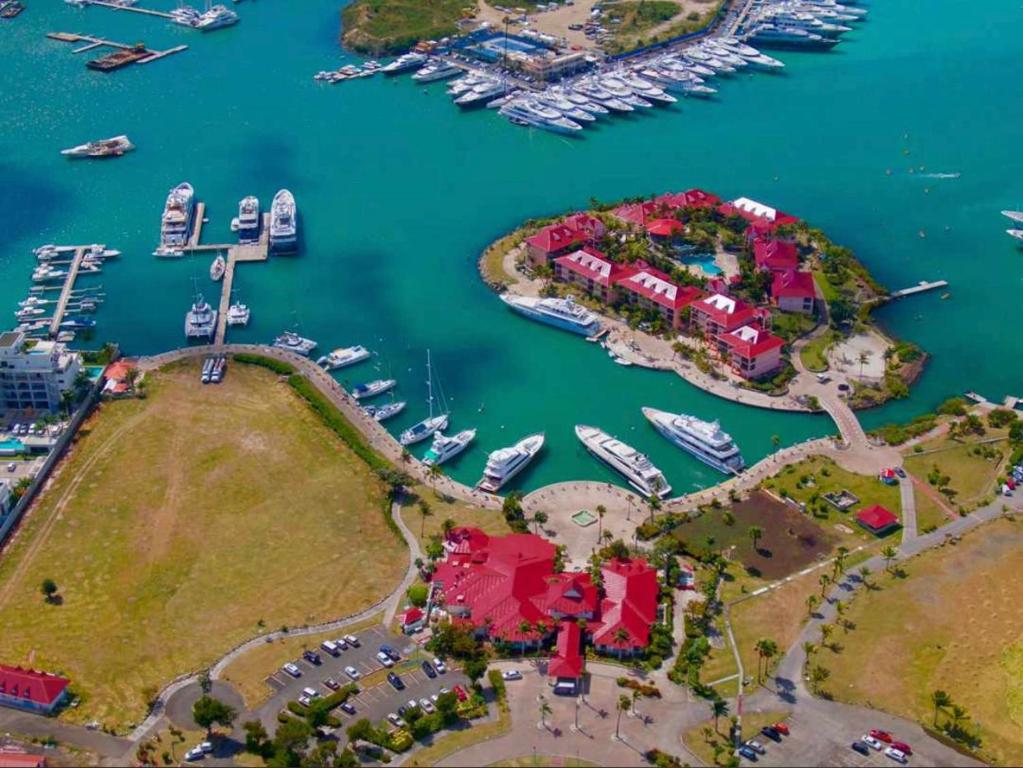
[565,248,613,278]
[701,293,738,313]
[624,271,678,301]
[732,196,777,221]
[729,324,763,343]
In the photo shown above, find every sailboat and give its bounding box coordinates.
[399,349,450,446]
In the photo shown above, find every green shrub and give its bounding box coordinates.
[232,353,295,376]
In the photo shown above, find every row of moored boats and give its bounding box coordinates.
[1003,210,1023,243]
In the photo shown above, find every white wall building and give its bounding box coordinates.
[0,331,83,413]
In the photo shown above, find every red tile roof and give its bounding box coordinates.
[562,212,606,240]
[555,248,637,288]
[646,218,685,238]
[693,293,757,330]
[0,749,46,768]
[612,200,661,227]
[548,621,584,678]
[718,324,786,359]
[771,269,817,300]
[656,188,722,210]
[618,266,704,312]
[403,607,424,626]
[0,666,69,708]
[591,558,659,649]
[525,223,586,255]
[718,196,799,228]
[754,238,799,272]
[856,505,899,532]
[542,572,599,616]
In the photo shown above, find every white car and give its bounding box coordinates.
[184,746,205,762]
[862,735,884,751]
[745,740,765,755]
[199,741,213,754]
[282,662,301,678]
[301,687,320,699]
[297,695,311,707]
[387,713,406,728]
[884,747,908,764]
[502,670,522,681]
[344,634,360,646]
[419,697,436,713]
[376,651,395,667]
[344,666,361,680]
[433,658,447,674]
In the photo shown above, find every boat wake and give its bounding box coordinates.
[920,172,961,179]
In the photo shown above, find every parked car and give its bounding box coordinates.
[7,462,15,472]
[419,697,436,713]
[895,467,906,478]
[772,722,790,735]
[884,747,909,764]
[323,678,340,691]
[737,745,757,761]
[453,684,469,701]
[862,735,884,751]
[387,713,406,728]
[422,660,437,678]
[376,651,395,667]
[301,687,319,699]
[745,739,766,755]
[434,658,447,674]
[851,741,871,756]
[297,695,311,707]
[760,726,781,742]
[339,701,356,715]
[302,650,321,665]
[184,746,205,762]
[199,742,213,754]
[321,640,341,657]
[502,670,523,681]
[381,645,401,661]
[870,729,893,743]
[344,666,360,680]
[344,634,360,647]
[387,672,405,690]
[891,741,913,755]
[282,663,301,678]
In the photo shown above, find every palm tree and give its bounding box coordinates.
[427,462,443,491]
[950,704,967,731]
[614,628,631,661]
[809,664,830,691]
[754,638,778,683]
[533,510,548,534]
[631,689,641,719]
[441,518,456,536]
[748,525,763,554]
[400,448,411,466]
[832,547,848,580]
[802,640,816,658]
[539,697,552,729]
[858,350,871,380]
[818,572,831,597]
[710,699,729,734]
[615,694,631,739]
[858,565,873,588]
[418,499,432,537]
[646,493,661,523]
[596,504,607,542]
[819,623,834,648]
[805,594,819,617]
[931,689,951,726]
[881,545,897,573]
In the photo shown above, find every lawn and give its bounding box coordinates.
[399,485,511,552]
[771,310,817,343]
[799,329,838,372]
[342,0,471,54]
[904,436,1009,511]
[822,518,1023,766]
[0,361,407,732]
[220,613,383,708]
[683,710,790,766]
[489,758,598,767]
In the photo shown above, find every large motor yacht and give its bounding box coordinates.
[476,433,545,493]
[575,424,671,498]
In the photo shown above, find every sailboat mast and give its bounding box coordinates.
[426,349,434,420]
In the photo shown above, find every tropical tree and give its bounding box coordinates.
[754,638,779,683]
[881,545,898,573]
[614,627,631,661]
[802,641,816,658]
[192,695,236,736]
[418,499,432,537]
[646,493,662,523]
[858,350,871,380]
[805,593,819,617]
[710,698,729,734]
[198,670,212,695]
[533,510,548,534]
[40,578,58,603]
[539,697,552,729]
[748,525,763,553]
[615,694,631,739]
[427,462,443,490]
[809,664,830,693]
[596,504,607,541]
[818,572,832,597]
[400,448,411,466]
[931,689,952,726]
[441,517,456,536]
[858,565,873,588]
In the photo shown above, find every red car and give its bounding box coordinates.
[453,684,469,702]
[773,722,790,736]
[869,729,893,743]
[892,740,913,755]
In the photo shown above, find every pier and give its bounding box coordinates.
[39,246,114,338]
[67,0,174,19]
[889,280,949,299]
[47,32,188,68]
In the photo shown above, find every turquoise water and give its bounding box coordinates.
[1,0,1021,494]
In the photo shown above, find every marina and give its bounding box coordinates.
[47,32,188,69]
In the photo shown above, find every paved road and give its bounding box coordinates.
[898,474,917,545]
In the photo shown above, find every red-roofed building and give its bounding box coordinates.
[101,359,138,398]
[656,188,722,211]
[771,270,817,314]
[611,200,661,229]
[0,666,70,715]
[548,621,584,681]
[615,264,705,330]
[402,607,426,634]
[719,196,799,242]
[543,572,599,620]
[562,212,607,242]
[554,248,637,303]
[0,747,47,768]
[645,218,685,239]
[525,224,587,267]
[753,238,799,273]
[856,505,900,535]
[591,558,659,657]
[717,324,786,379]
[691,293,757,336]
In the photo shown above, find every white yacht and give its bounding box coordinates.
[209,254,226,282]
[477,432,544,493]
[226,302,250,326]
[747,23,839,49]
[411,60,462,83]
[758,10,851,36]
[238,195,260,243]
[169,5,201,27]
[558,87,609,115]
[274,331,317,356]
[351,378,396,400]
[317,345,370,370]
[574,80,634,112]
[455,80,509,108]
[1002,210,1023,224]
[642,407,744,474]
[399,349,450,446]
[269,189,297,253]
[61,135,134,159]
[597,77,653,108]
[575,425,671,498]
[500,294,601,336]
[1008,229,1023,242]
[423,428,477,466]
[161,182,196,247]
[184,293,217,339]
[195,4,239,31]
[499,99,583,135]
[365,400,406,422]
[381,51,428,75]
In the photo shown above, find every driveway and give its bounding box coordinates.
[165,681,245,731]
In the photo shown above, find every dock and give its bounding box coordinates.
[44,246,114,338]
[68,0,174,19]
[889,280,949,299]
[47,32,188,68]
[189,201,207,247]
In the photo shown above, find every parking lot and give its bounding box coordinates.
[258,624,468,737]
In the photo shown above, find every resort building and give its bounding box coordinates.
[753,238,799,272]
[614,264,704,330]
[0,746,47,768]
[524,223,588,267]
[690,293,758,336]
[719,197,800,241]
[431,528,661,678]
[0,666,70,715]
[519,51,589,81]
[717,324,786,379]
[562,212,606,242]
[855,505,900,536]
[0,332,82,414]
[553,248,636,303]
[656,189,722,211]
[101,359,137,398]
[771,269,817,314]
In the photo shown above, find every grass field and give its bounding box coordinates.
[220,613,383,708]
[0,361,406,732]
[342,0,471,54]
[823,518,1023,766]
[904,436,1008,511]
[799,330,838,372]
[400,486,510,551]
[683,710,789,766]
[489,758,598,767]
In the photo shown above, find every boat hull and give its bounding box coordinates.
[643,408,744,474]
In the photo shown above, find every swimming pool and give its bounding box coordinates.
[0,439,26,456]
[681,254,721,276]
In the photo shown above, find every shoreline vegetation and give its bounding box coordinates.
[341,0,475,55]
[477,191,927,410]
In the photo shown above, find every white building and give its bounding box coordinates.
[0,331,83,413]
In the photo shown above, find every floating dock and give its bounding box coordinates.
[47,32,188,69]
[67,0,174,19]
[889,280,949,299]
